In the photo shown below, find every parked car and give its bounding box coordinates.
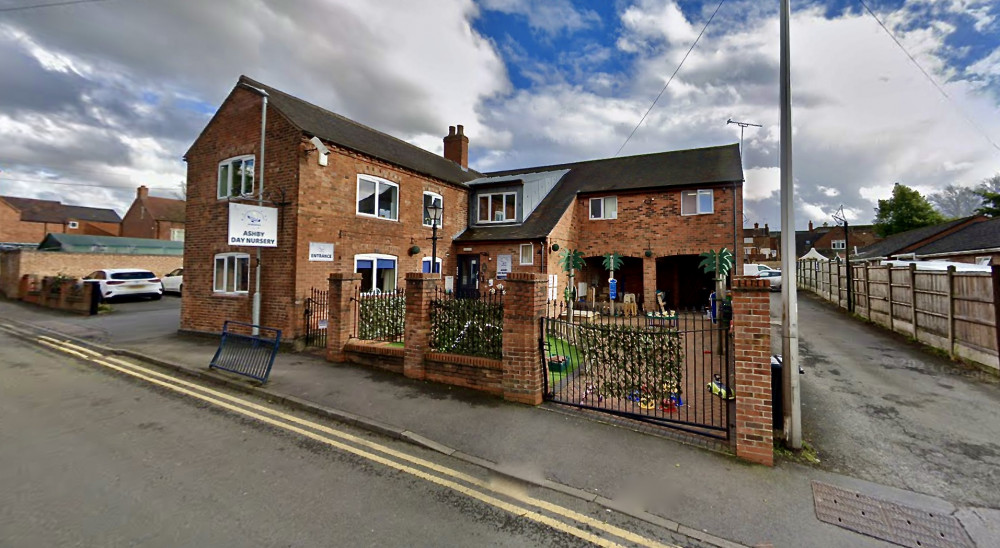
[757,269,782,291]
[161,268,183,295]
[743,263,776,276]
[83,268,163,301]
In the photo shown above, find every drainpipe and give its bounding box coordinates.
[240,82,268,336]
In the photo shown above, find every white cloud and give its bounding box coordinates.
[479,0,600,35]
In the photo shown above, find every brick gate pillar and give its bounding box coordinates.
[731,276,773,466]
[502,272,546,405]
[642,255,657,312]
[326,272,361,363]
[404,273,439,380]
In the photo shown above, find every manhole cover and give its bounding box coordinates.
[811,481,973,548]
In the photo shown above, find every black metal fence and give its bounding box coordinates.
[210,321,282,383]
[303,288,328,348]
[354,288,406,342]
[430,288,504,360]
[542,300,732,440]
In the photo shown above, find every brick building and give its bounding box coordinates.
[182,76,744,339]
[120,186,186,241]
[0,195,121,244]
[854,215,996,264]
[742,223,779,263]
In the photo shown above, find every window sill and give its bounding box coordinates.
[212,292,250,297]
[356,212,399,222]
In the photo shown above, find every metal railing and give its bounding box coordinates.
[429,287,504,360]
[210,321,282,383]
[354,288,406,342]
[303,288,328,348]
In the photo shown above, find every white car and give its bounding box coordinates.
[161,268,183,295]
[757,269,782,291]
[83,268,163,301]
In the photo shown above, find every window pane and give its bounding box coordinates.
[356,261,374,292]
[505,194,516,221]
[376,260,396,292]
[225,257,236,292]
[218,164,229,197]
[241,158,255,196]
[490,193,504,221]
[698,190,713,213]
[605,197,617,219]
[358,179,376,215]
[377,182,397,220]
[590,198,602,219]
[236,257,250,292]
[478,196,490,222]
[214,258,225,291]
[681,192,697,215]
[520,244,533,265]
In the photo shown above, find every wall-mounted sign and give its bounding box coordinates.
[228,202,278,247]
[309,242,334,262]
[496,254,512,279]
[609,279,618,300]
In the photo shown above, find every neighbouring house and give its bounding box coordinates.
[0,195,121,244]
[859,216,999,265]
[181,76,744,340]
[854,216,989,263]
[120,185,186,241]
[795,220,881,260]
[743,222,780,263]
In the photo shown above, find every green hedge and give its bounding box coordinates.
[358,295,405,342]
[430,298,503,360]
[577,323,683,400]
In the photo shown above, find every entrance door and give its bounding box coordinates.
[457,254,479,295]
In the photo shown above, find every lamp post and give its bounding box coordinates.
[239,82,268,335]
[427,201,442,276]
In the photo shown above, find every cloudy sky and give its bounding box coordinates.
[0,0,998,229]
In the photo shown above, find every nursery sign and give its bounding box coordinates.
[496,254,512,279]
[228,202,278,247]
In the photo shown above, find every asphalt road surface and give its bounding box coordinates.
[0,330,707,548]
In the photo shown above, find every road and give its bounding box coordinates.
[0,329,706,548]
[784,292,1000,508]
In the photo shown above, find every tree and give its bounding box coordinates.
[975,173,1000,217]
[873,183,946,237]
[928,184,982,218]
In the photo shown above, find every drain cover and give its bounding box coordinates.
[811,481,973,548]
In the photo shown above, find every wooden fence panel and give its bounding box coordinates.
[914,271,948,340]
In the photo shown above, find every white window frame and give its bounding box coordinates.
[354,253,398,294]
[589,196,618,220]
[477,192,517,223]
[67,221,79,229]
[421,257,442,274]
[831,240,846,250]
[519,243,534,265]
[170,228,186,242]
[975,256,991,266]
[422,191,443,228]
[213,252,250,294]
[681,189,714,216]
[356,175,399,221]
[217,155,255,199]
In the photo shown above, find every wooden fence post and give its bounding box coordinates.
[909,263,918,338]
[864,262,871,320]
[828,259,834,302]
[888,266,895,333]
[946,265,955,359]
[992,265,1000,362]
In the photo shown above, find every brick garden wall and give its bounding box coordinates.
[0,249,182,299]
[731,276,773,466]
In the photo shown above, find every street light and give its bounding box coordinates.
[427,201,442,276]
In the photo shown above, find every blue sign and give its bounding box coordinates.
[609,279,618,300]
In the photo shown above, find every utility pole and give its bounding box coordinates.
[779,0,802,449]
[833,206,853,312]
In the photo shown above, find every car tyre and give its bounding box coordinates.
[151,294,162,301]
[178,284,183,296]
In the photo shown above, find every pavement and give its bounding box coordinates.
[3,296,999,548]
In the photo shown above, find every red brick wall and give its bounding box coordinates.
[181,87,302,337]
[121,200,185,240]
[0,249,181,298]
[0,200,50,243]
[732,276,773,466]
[76,220,121,236]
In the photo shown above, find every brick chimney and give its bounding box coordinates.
[808,220,814,232]
[443,125,469,168]
[137,185,149,201]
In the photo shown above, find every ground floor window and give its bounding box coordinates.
[421,257,442,273]
[355,254,397,293]
[214,253,250,293]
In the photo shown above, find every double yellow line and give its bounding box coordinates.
[3,325,678,548]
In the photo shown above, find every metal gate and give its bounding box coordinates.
[303,288,328,348]
[542,302,733,440]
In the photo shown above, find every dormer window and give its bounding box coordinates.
[478,192,516,223]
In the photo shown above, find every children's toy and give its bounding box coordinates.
[707,374,735,400]
[581,382,603,404]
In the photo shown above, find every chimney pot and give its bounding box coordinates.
[448,126,456,136]
[754,222,759,229]
[457,124,464,136]
[764,223,769,233]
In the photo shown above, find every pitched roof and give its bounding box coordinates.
[1,196,121,224]
[910,217,1000,256]
[142,196,186,223]
[456,144,744,241]
[38,233,182,255]
[235,76,481,186]
[855,216,983,259]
